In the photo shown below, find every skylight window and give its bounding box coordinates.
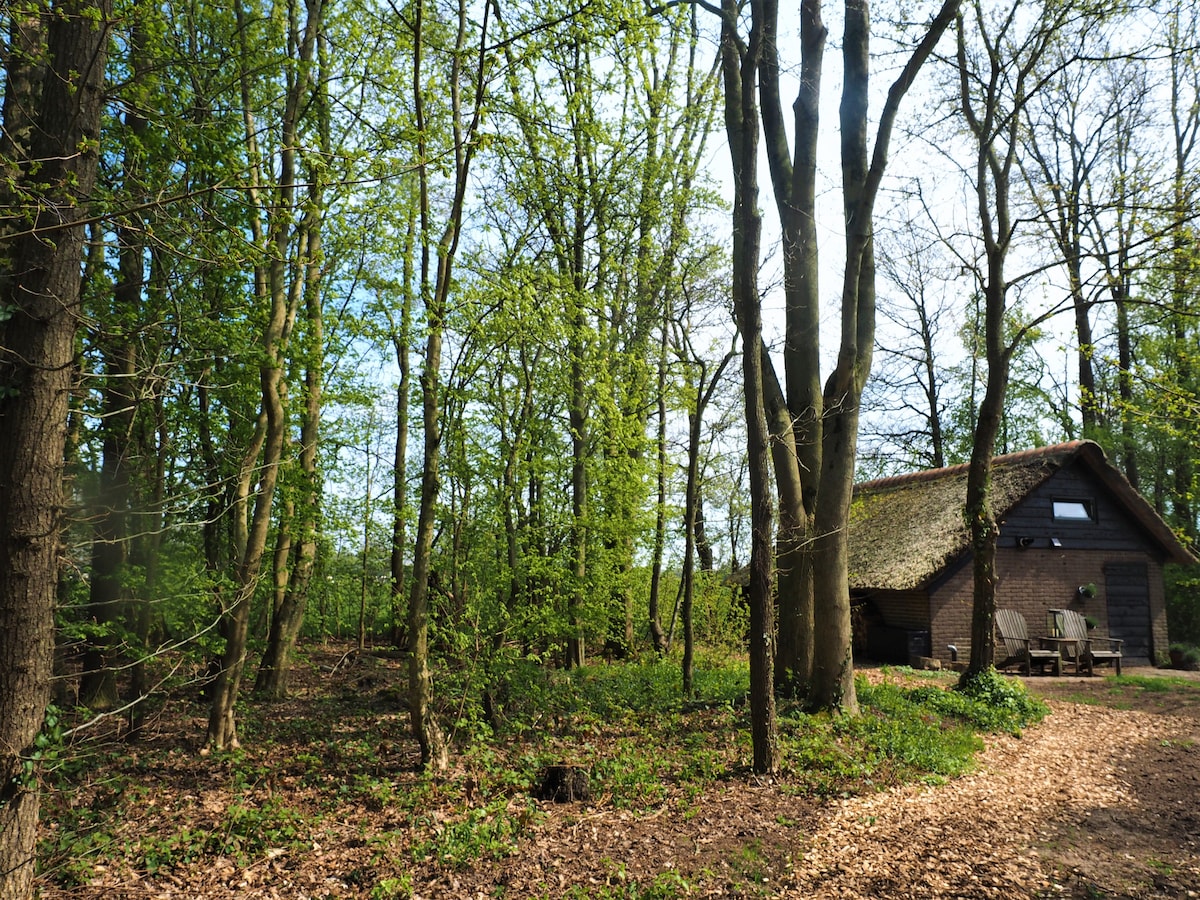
[1053,499,1093,522]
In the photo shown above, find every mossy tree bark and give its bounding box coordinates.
[0,1,110,893]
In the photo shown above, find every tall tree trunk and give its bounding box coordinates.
[389,199,416,649]
[566,157,589,669]
[721,0,779,775]
[760,0,824,695]
[406,0,489,770]
[679,340,735,696]
[408,339,448,767]
[810,0,957,711]
[0,1,109,893]
[256,192,325,699]
[207,0,321,750]
[79,339,135,711]
[79,45,150,709]
[762,347,812,694]
[757,0,958,707]
[954,0,1036,680]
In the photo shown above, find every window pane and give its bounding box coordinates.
[1053,500,1092,521]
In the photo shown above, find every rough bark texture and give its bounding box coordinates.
[760,0,824,694]
[722,0,779,775]
[0,1,109,894]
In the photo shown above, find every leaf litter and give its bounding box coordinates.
[35,648,1200,899]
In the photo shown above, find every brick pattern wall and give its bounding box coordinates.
[875,591,929,630]
[927,548,1168,667]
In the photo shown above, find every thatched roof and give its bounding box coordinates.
[848,440,1196,592]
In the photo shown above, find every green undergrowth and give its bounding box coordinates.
[39,648,1052,894]
[779,667,1048,795]
[1115,672,1200,693]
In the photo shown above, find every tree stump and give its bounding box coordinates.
[535,765,591,803]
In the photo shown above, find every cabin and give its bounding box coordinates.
[848,440,1197,668]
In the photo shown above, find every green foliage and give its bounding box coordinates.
[1117,673,1200,693]
[951,667,1050,733]
[410,798,540,868]
[591,738,668,808]
[19,706,66,792]
[370,874,415,899]
[36,645,1118,896]
[1166,565,1200,646]
[1168,643,1200,671]
[39,811,119,887]
[778,671,1047,796]
[563,870,696,899]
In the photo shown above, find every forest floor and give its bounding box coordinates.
[35,645,1200,900]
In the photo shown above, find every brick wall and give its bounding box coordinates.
[927,548,1168,667]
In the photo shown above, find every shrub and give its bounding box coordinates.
[950,667,1050,733]
[1165,565,1200,646]
[1169,643,1200,671]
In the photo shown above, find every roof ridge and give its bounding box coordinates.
[855,440,1091,493]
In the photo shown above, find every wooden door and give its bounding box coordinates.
[1104,562,1150,660]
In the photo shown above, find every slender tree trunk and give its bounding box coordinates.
[955,1,1023,680]
[681,401,703,697]
[408,289,449,770]
[763,349,812,694]
[964,347,1010,678]
[406,0,488,770]
[963,241,1013,677]
[1114,285,1138,488]
[80,52,151,710]
[256,200,324,698]
[721,0,779,774]
[0,1,109,893]
[207,0,320,750]
[127,379,166,739]
[79,339,135,711]
[389,203,416,649]
[680,343,735,695]
[648,327,669,654]
[567,242,589,668]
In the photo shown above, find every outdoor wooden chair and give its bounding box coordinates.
[1056,608,1123,676]
[994,609,1062,675]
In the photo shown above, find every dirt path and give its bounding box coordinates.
[789,692,1200,898]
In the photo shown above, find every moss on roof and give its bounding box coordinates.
[848,444,1076,591]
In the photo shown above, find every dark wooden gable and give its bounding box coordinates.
[1000,463,1165,558]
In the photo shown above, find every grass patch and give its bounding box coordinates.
[779,668,1047,795]
[411,798,541,868]
[1117,673,1200,693]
